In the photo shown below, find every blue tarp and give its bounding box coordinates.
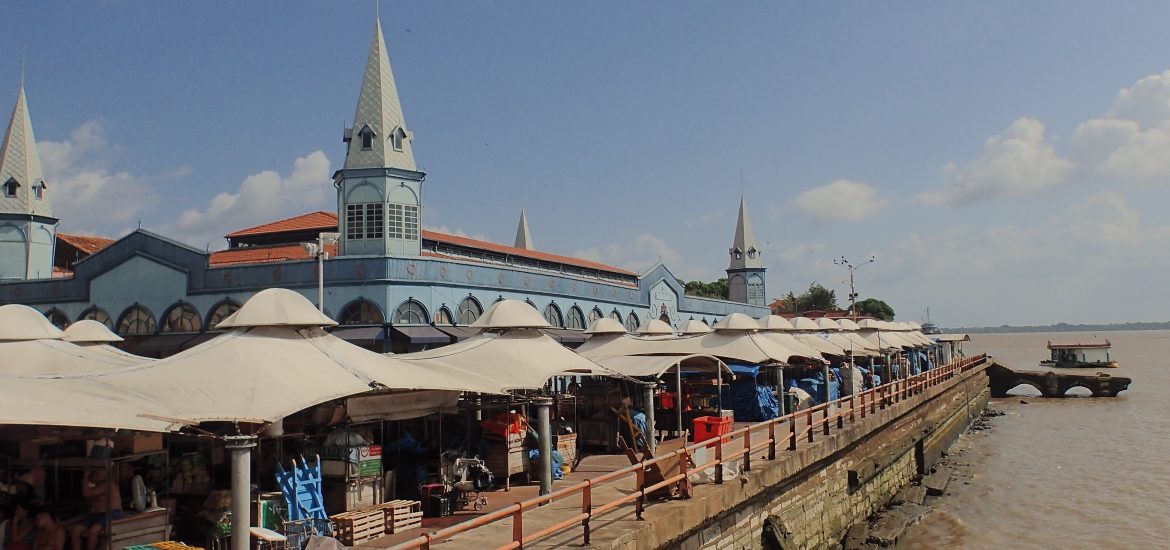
[528,449,566,480]
[718,379,779,421]
[726,363,761,377]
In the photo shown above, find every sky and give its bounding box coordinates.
[3,1,1170,326]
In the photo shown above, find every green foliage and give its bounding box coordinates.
[854,298,895,321]
[685,278,729,300]
[775,283,839,313]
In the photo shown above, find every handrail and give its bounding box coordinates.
[390,354,988,549]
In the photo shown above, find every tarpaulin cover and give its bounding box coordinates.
[718,379,779,422]
[726,363,760,377]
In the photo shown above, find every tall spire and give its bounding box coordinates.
[728,195,761,270]
[344,19,416,171]
[514,210,533,250]
[0,86,51,218]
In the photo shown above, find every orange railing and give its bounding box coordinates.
[390,354,988,550]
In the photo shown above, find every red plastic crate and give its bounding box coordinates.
[693,415,732,444]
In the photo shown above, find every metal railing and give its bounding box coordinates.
[391,354,988,550]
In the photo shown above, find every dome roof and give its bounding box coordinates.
[215,288,339,329]
[713,313,761,331]
[815,318,842,331]
[757,315,795,331]
[469,299,552,329]
[0,304,65,340]
[790,316,821,331]
[636,319,675,335]
[836,318,862,331]
[584,317,627,335]
[679,319,713,335]
[62,320,124,343]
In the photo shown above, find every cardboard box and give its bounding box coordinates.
[117,432,164,454]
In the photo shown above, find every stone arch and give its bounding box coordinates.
[1005,382,1043,397]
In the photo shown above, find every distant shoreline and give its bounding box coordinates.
[942,322,1170,334]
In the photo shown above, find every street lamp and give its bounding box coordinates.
[302,232,340,312]
[833,255,875,317]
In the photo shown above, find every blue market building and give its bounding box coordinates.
[0,20,770,354]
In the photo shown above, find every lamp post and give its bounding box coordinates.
[302,232,339,312]
[833,255,875,317]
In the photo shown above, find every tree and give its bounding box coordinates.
[774,283,839,314]
[854,298,895,321]
[685,278,729,300]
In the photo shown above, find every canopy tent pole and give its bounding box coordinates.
[823,361,832,405]
[535,397,553,496]
[225,435,257,550]
[676,367,684,441]
[776,365,785,415]
[716,368,723,414]
[644,382,656,452]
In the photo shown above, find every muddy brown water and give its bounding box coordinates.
[897,330,1170,549]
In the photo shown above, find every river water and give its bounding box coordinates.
[898,330,1170,549]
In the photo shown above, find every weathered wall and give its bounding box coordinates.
[665,365,991,550]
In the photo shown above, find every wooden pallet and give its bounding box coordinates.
[330,508,385,545]
[375,500,422,534]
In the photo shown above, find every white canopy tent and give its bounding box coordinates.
[0,305,149,375]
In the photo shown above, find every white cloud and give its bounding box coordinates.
[573,233,709,280]
[38,120,156,234]
[790,179,887,222]
[164,151,332,249]
[1072,70,1170,185]
[919,118,1075,206]
[685,209,724,227]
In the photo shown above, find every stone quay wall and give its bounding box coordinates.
[654,362,991,550]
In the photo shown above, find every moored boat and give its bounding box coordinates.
[1041,339,1118,368]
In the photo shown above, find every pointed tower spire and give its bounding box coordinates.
[514,210,534,250]
[0,85,58,280]
[344,19,416,171]
[726,195,765,306]
[0,86,51,218]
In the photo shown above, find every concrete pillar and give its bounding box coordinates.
[776,366,786,415]
[535,398,553,496]
[225,435,257,550]
[823,362,832,404]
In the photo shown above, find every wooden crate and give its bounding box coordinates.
[376,500,422,534]
[330,508,385,546]
[556,433,578,466]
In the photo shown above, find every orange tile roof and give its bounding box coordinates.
[221,210,635,277]
[57,232,116,255]
[209,242,338,267]
[226,211,339,238]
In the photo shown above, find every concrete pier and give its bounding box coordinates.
[988,362,1131,398]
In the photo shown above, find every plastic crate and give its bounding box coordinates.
[693,416,732,444]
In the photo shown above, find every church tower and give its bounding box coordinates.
[0,86,56,280]
[726,196,765,305]
[514,210,533,250]
[335,19,425,257]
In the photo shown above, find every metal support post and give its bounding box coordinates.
[643,383,656,452]
[225,435,257,550]
[535,398,553,496]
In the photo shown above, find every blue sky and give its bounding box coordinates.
[4,1,1170,326]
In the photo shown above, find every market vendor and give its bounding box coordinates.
[32,509,65,550]
[69,469,122,550]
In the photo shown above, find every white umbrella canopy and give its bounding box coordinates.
[815,318,842,331]
[756,331,825,361]
[712,313,760,331]
[679,319,713,335]
[61,289,501,428]
[588,354,730,378]
[757,315,795,331]
[0,304,66,340]
[396,329,604,391]
[62,320,124,343]
[469,299,551,330]
[0,306,149,375]
[837,318,862,331]
[0,377,175,431]
[577,330,811,364]
[790,317,821,331]
[794,333,848,356]
[636,319,675,335]
[584,317,627,335]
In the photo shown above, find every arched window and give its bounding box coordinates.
[44,309,69,329]
[588,308,604,326]
[624,312,640,333]
[79,307,113,329]
[608,309,622,322]
[457,297,483,325]
[566,306,586,330]
[340,299,385,325]
[394,300,428,325]
[117,305,156,336]
[434,307,453,325]
[161,302,202,333]
[703,318,710,326]
[391,127,406,151]
[359,124,375,150]
[543,303,564,328]
[4,178,18,198]
[206,300,241,330]
[525,299,538,310]
[659,313,671,324]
